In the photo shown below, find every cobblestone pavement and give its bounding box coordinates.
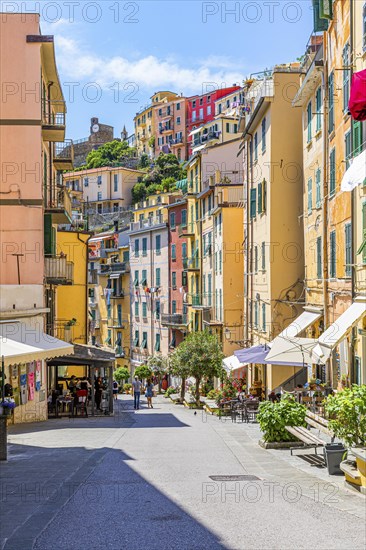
[1,396,365,550]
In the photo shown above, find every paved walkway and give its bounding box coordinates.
[1,396,365,550]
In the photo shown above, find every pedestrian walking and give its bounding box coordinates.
[94,376,103,411]
[112,379,119,400]
[132,376,142,410]
[145,378,154,409]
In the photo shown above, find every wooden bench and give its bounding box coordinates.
[285,426,325,455]
[305,410,334,440]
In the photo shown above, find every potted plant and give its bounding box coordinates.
[257,395,307,443]
[0,399,16,416]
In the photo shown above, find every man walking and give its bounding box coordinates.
[132,375,142,410]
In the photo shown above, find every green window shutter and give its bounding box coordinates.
[308,178,313,213]
[117,304,122,326]
[316,87,322,131]
[142,238,147,256]
[342,43,351,113]
[141,332,148,349]
[181,209,187,227]
[328,72,334,133]
[44,214,53,256]
[258,182,263,214]
[172,272,176,288]
[330,231,336,278]
[155,333,160,352]
[307,101,312,143]
[345,223,352,277]
[353,121,363,157]
[316,169,321,208]
[345,131,352,169]
[156,268,161,286]
[357,203,366,263]
[135,301,139,316]
[261,242,266,271]
[329,149,336,196]
[262,179,267,212]
[133,330,139,347]
[250,188,257,218]
[182,271,187,287]
[254,301,258,328]
[172,300,176,314]
[313,0,329,31]
[171,244,176,260]
[262,303,266,332]
[134,270,139,287]
[316,237,322,279]
[319,0,333,19]
[142,302,147,318]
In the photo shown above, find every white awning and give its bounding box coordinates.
[341,150,366,192]
[0,322,74,367]
[313,299,366,362]
[192,144,206,153]
[222,355,245,373]
[189,127,202,137]
[277,309,322,339]
[109,273,121,279]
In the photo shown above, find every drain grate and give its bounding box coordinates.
[209,475,261,482]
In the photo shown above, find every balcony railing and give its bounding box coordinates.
[100,262,129,274]
[41,100,66,142]
[185,256,200,271]
[130,215,165,232]
[88,270,98,284]
[54,140,74,170]
[192,131,221,148]
[45,186,72,224]
[161,313,188,327]
[178,222,195,238]
[170,137,184,146]
[107,318,128,328]
[215,186,244,206]
[45,256,74,285]
[110,289,125,299]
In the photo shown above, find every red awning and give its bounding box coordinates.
[349,69,366,121]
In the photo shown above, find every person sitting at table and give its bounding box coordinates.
[67,376,78,395]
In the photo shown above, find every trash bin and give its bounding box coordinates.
[324,443,347,475]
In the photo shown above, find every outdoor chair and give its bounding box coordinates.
[301,396,313,408]
[244,400,260,423]
[76,389,88,417]
[231,402,246,423]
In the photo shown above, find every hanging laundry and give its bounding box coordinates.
[349,69,366,121]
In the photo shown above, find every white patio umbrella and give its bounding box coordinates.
[265,336,323,367]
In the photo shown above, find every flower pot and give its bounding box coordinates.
[324,443,347,475]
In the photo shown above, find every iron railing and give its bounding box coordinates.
[45,256,74,284]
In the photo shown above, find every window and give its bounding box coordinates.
[134,270,139,287]
[254,133,258,160]
[135,301,139,317]
[170,212,176,229]
[142,302,147,318]
[307,101,312,143]
[342,43,351,113]
[141,332,148,349]
[84,177,89,187]
[181,209,187,227]
[308,178,313,213]
[207,105,211,115]
[176,116,181,124]
[315,169,321,208]
[329,148,336,197]
[155,333,161,352]
[158,108,162,116]
[172,272,177,289]
[113,174,118,192]
[171,244,176,260]
[107,304,111,320]
[133,330,139,347]
[258,181,263,214]
[261,242,266,271]
[219,250,222,273]
[316,237,322,279]
[155,300,160,320]
[262,179,267,212]
[219,289,222,321]
[155,235,161,255]
[330,231,336,278]
[172,300,177,314]
[207,95,211,103]
[117,304,122,326]
[226,122,230,133]
[142,237,147,256]
[345,223,352,277]
[170,331,177,348]
[182,242,187,259]
[97,191,102,201]
[141,269,147,286]
[262,303,266,332]
[358,202,366,263]
[97,175,102,185]
[200,98,203,105]
[182,271,187,287]
[328,72,334,133]
[250,188,257,218]
[207,274,212,306]
[199,108,203,119]
[345,131,352,169]
[156,268,161,286]
[134,239,139,257]
[233,123,238,133]
[261,118,266,152]
[316,87,322,132]
[106,329,112,346]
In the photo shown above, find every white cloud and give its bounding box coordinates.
[53,36,244,94]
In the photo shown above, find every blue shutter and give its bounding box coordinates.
[250,188,257,218]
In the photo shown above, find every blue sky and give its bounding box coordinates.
[3,1,314,139]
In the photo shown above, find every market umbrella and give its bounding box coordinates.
[264,336,323,367]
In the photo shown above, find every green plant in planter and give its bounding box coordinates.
[325,385,366,447]
[164,386,178,397]
[257,396,307,442]
[134,364,153,380]
[207,389,220,401]
[123,383,132,394]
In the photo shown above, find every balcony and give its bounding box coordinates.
[185,257,200,272]
[100,262,130,275]
[88,270,98,285]
[42,100,66,142]
[53,140,74,170]
[178,222,195,238]
[215,185,244,206]
[45,256,74,285]
[45,186,72,224]
[170,137,184,146]
[107,318,128,329]
[161,313,188,327]
[159,124,174,134]
[130,215,166,232]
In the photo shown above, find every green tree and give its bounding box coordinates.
[134,364,153,381]
[114,367,130,384]
[85,140,135,169]
[169,346,192,402]
[138,153,150,169]
[147,354,168,393]
[325,385,366,446]
[172,331,224,404]
[131,182,148,204]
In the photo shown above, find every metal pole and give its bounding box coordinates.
[0,355,7,461]
[1,355,5,402]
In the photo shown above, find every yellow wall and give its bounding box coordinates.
[57,231,90,344]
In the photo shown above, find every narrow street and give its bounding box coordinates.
[1,396,365,550]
